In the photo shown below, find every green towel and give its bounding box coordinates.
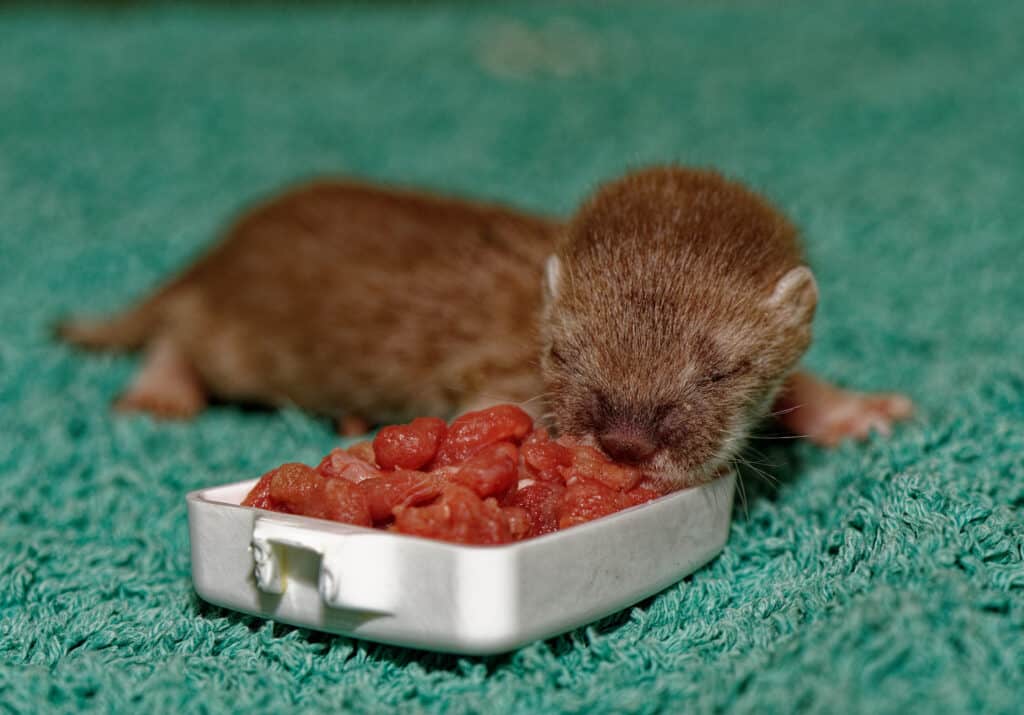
[1,1,1022,712]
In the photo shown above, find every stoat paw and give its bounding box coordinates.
[114,387,204,420]
[807,392,914,447]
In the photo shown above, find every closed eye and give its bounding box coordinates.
[708,359,750,384]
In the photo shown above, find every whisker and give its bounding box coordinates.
[736,454,779,487]
[737,456,778,470]
[736,447,779,470]
[731,458,750,521]
[767,403,804,418]
[517,392,553,407]
[536,411,557,429]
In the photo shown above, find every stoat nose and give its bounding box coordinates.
[597,428,658,465]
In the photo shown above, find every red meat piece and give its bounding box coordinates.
[557,478,635,530]
[521,429,573,483]
[270,463,338,520]
[393,485,513,545]
[317,447,382,483]
[358,470,441,523]
[450,442,519,499]
[431,405,533,468]
[508,481,565,537]
[559,442,642,491]
[241,471,274,509]
[503,506,532,541]
[373,417,447,471]
[247,462,373,526]
[346,441,377,466]
[319,479,374,526]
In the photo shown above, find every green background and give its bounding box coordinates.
[2,1,1022,712]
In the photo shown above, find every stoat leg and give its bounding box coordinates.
[114,336,207,419]
[774,371,914,447]
[336,415,371,437]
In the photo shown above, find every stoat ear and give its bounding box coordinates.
[544,254,562,301]
[766,266,818,327]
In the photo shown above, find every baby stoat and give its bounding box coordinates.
[58,166,912,490]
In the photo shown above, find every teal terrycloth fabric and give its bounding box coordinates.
[2,1,1023,712]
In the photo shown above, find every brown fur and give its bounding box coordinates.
[59,166,821,489]
[61,180,558,424]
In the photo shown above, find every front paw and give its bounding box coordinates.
[805,391,914,447]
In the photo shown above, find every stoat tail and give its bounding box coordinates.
[54,292,166,352]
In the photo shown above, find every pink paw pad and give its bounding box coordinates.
[811,392,914,447]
